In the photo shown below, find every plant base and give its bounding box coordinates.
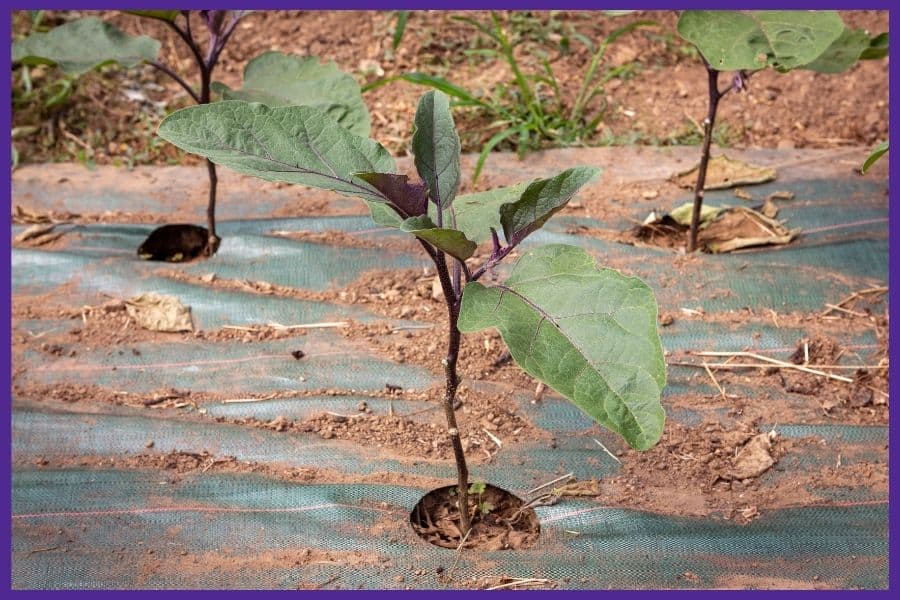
[410,484,540,550]
[137,224,211,262]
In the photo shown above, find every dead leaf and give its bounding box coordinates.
[760,197,779,218]
[670,155,777,190]
[767,190,795,201]
[730,432,777,480]
[702,207,800,253]
[125,293,194,333]
[15,223,65,246]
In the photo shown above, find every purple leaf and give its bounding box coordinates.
[355,172,428,218]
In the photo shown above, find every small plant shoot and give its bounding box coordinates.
[676,10,887,252]
[12,11,368,258]
[157,90,666,540]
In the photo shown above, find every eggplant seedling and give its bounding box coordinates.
[157,90,667,543]
[12,11,369,259]
[676,10,887,252]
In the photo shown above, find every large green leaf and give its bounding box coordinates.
[213,51,371,136]
[157,101,395,203]
[499,166,600,245]
[412,90,461,208]
[677,11,844,72]
[459,244,666,450]
[12,17,160,76]
[400,216,477,262]
[803,28,874,73]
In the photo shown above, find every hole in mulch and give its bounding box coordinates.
[410,484,540,551]
[137,224,209,262]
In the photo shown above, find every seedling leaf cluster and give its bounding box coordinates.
[158,90,667,536]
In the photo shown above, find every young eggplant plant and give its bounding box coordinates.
[13,11,370,259]
[13,11,246,257]
[157,91,667,538]
[676,10,888,252]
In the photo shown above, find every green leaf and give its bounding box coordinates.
[861,140,888,174]
[12,17,161,76]
[499,166,600,246]
[434,183,529,244]
[156,101,395,204]
[860,32,888,60]
[473,125,522,183]
[458,244,666,451]
[363,72,492,111]
[412,90,462,208]
[124,10,181,22]
[213,51,371,136]
[400,216,477,262]
[393,11,409,51]
[369,201,405,229]
[676,11,844,72]
[803,28,872,73]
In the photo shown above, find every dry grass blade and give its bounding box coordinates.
[820,286,888,316]
[528,472,574,495]
[692,351,854,383]
[592,438,621,463]
[484,577,552,590]
[702,361,727,398]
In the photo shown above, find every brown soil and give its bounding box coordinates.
[605,419,887,524]
[17,449,450,491]
[11,11,888,167]
[410,484,540,550]
[268,228,420,253]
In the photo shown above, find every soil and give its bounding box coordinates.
[11,11,888,167]
[410,484,540,550]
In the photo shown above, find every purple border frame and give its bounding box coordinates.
[2,1,896,596]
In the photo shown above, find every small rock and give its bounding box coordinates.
[641,189,659,200]
[146,440,155,449]
[268,415,289,432]
[431,277,443,301]
[291,350,306,360]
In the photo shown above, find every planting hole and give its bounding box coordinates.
[410,484,540,550]
[137,224,209,262]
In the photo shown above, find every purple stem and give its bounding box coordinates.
[148,61,200,103]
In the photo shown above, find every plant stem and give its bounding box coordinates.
[688,62,722,253]
[204,159,219,254]
[148,61,200,103]
[432,250,471,536]
[180,10,220,255]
